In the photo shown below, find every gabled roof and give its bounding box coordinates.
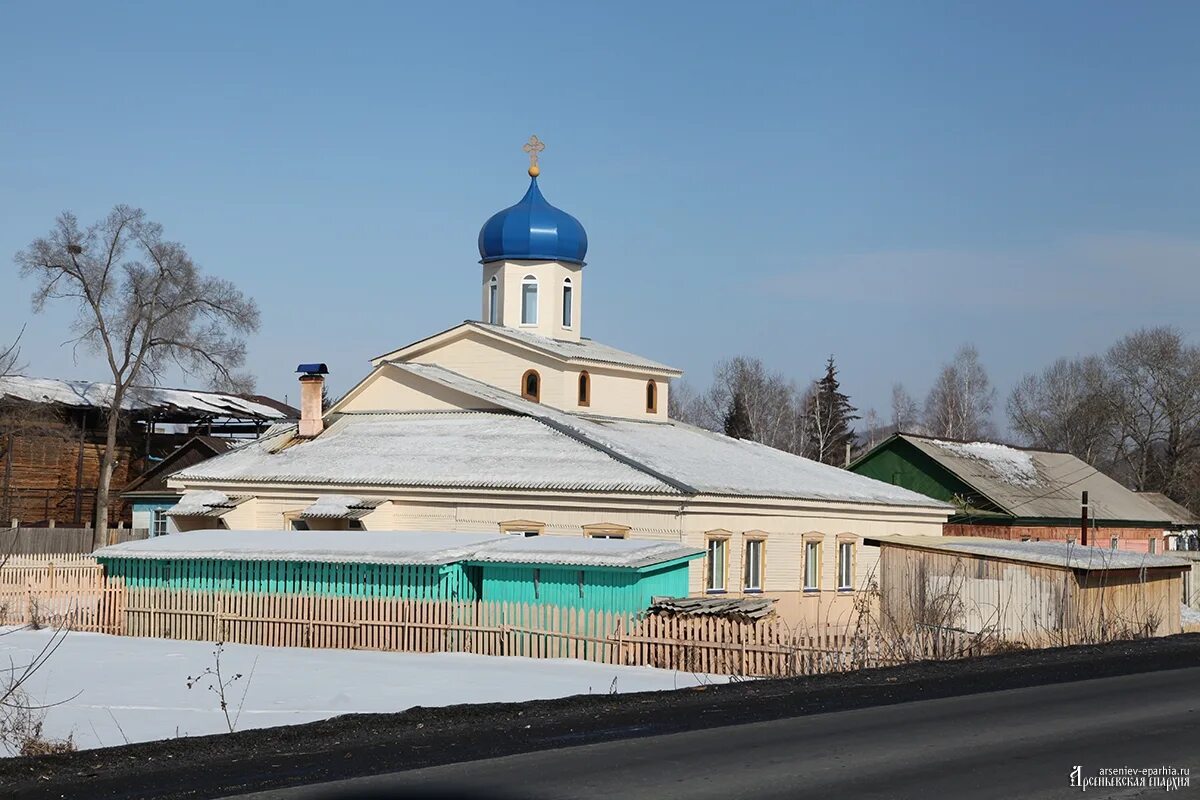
[371,321,682,375]
[122,436,239,496]
[865,434,1173,523]
[0,376,290,421]
[177,365,950,509]
[1137,492,1199,527]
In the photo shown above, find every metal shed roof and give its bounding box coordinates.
[864,535,1189,572]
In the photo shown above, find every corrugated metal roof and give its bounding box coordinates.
[0,376,287,420]
[95,529,702,570]
[173,411,677,494]
[898,434,1173,523]
[865,535,1189,571]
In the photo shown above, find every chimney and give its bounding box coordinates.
[296,363,328,438]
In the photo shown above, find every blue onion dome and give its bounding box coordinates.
[478,177,588,265]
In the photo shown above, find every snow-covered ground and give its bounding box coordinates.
[0,629,726,751]
[1182,604,1200,626]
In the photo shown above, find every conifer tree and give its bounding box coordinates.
[723,390,755,440]
[804,356,859,465]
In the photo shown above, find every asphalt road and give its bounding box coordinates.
[235,666,1200,800]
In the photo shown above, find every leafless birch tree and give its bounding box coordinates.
[891,382,921,433]
[923,344,994,440]
[1007,356,1114,464]
[14,205,260,550]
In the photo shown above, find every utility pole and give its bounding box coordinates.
[1080,490,1089,547]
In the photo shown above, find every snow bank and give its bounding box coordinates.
[0,630,727,751]
[1182,604,1200,625]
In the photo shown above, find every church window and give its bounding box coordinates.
[645,380,657,413]
[521,369,541,402]
[577,371,590,407]
[521,275,538,324]
[562,278,573,327]
[488,277,498,323]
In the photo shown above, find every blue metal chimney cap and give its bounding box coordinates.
[296,363,328,375]
[477,177,588,266]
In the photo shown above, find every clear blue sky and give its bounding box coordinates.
[1,1,1197,422]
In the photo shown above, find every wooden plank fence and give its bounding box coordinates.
[0,526,149,555]
[0,557,985,677]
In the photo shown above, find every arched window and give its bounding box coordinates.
[487,276,498,323]
[521,369,541,402]
[577,371,590,407]
[562,278,573,328]
[645,380,657,413]
[521,275,538,325]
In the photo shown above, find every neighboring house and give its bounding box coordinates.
[1138,492,1199,551]
[0,376,293,528]
[850,433,1174,553]
[866,535,1188,643]
[166,149,953,626]
[121,437,238,536]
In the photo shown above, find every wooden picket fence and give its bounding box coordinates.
[0,557,985,677]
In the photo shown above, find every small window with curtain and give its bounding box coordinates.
[744,539,764,592]
[521,276,538,324]
[562,278,573,327]
[804,540,821,591]
[578,371,590,407]
[837,541,854,591]
[706,537,727,592]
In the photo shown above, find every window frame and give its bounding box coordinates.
[500,519,545,537]
[577,371,590,407]
[803,535,823,592]
[583,522,629,539]
[487,276,499,323]
[743,535,765,593]
[562,277,573,328]
[152,509,169,537]
[646,380,658,413]
[521,275,539,325]
[836,537,855,592]
[521,369,541,402]
[705,532,730,593]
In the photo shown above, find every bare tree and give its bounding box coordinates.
[923,344,994,440]
[692,357,802,452]
[667,379,700,424]
[15,206,260,550]
[890,383,920,433]
[1007,356,1114,464]
[0,331,21,378]
[1104,327,1200,495]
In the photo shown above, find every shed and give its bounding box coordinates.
[864,535,1188,645]
[94,529,702,615]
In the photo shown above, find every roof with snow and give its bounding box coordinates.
[375,321,681,375]
[865,535,1189,572]
[94,529,703,570]
[173,369,950,507]
[858,434,1172,523]
[0,376,290,421]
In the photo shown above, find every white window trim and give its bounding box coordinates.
[803,538,822,592]
[561,277,573,329]
[743,538,764,592]
[706,535,729,593]
[488,277,499,324]
[837,540,854,591]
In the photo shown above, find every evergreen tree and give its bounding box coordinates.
[804,356,859,465]
[723,390,755,440]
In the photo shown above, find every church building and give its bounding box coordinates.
[169,139,951,625]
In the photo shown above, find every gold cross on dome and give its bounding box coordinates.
[523,135,545,177]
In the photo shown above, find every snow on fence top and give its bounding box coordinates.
[0,376,287,420]
[94,529,703,570]
[865,535,1190,572]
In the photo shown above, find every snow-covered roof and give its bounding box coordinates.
[94,529,703,570]
[897,434,1173,522]
[175,364,949,508]
[173,412,676,494]
[300,495,383,520]
[865,535,1190,572]
[0,376,287,420]
[165,490,247,517]
[469,322,682,374]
